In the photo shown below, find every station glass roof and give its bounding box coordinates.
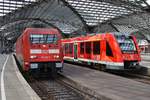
[0,0,150,48]
[0,0,37,16]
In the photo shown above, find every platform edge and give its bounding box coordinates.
[12,55,41,100]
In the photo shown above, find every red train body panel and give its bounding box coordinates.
[62,32,141,70]
[16,28,63,72]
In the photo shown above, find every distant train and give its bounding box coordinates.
[62,32,141,70]
[16,28,63,75]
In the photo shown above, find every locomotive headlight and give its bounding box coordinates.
[54,55,59,58]
[25,62,29,65]
[56,55,59,58]
[30,55,37,59]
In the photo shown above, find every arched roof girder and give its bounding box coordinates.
[0,0,149,45]
[60,0,89,31]
[0,0,86,34]
[0,18,67,43]
[0,18,63,34]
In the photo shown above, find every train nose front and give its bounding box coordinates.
[30,48,61,61]
[123,54,141,69]
[122,54,140,61]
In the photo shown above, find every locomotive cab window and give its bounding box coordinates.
[30,34,58,44]
[106,41,113,57]
[85,42,91,54]
[93,41,100,54]
[80,42,84,54]
[115,35,137,53]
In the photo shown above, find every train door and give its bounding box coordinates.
[74,43,78,59]
[92,41,100,61]
[85,42,91,59]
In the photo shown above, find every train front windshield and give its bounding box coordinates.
[115,35,137,53]
[30,34,57,44]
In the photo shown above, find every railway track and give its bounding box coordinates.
[108,70,150,85]
[65,62,150,85]
[14,55,95,100]
[29,76,84,100]
[66,62,150,85]
[122,73,150,85]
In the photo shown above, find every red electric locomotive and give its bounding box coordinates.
[62,32,141,70]
[16,28,63,75]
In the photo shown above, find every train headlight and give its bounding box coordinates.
[54,55,59,58]
[25,62,29,65]
[30,55,37,59]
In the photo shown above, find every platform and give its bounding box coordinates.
[61,63,150,100]
[139,54,150,76]
[0,54,40,100]
[140,54,150,68]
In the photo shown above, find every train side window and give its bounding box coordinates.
[65,43,69,54]
[93,41,100,54]
[106,41,113,57]
[63,44,65,54]
[80,42,84,54]
[69,43,73,54]
[64,44,67,54]
[85,42,91,54]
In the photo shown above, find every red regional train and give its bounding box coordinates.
[62,32,141,70]
[16,28,63,75]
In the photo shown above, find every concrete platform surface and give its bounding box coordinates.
[140,54,150,68]
[61,63,150,100]
[0,54,41,100]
